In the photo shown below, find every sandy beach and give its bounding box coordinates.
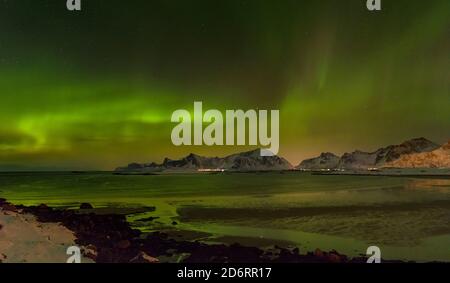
[0,206,91,263]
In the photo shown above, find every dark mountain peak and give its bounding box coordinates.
[337,137,440,169]
[400,137,438,149]
[297,152,340,170]
[183,153,204,167]
[126,163,144,170]
[236,149,263,158]
[381,137,439,163]
[186,153,200,159]
[408,137,431,143]
[384,139,450,168]
[319,152,338,158]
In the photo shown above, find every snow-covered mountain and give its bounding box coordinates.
[115,149,293,172]
[296,138,441,170]
[296,152,340,170]
[384,140,450,168]
[337,137,439,169]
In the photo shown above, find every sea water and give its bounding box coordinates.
[1,171,449,262]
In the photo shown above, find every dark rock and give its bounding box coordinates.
[82,244,98,260]
[129,251,159,263]
[80,203,93,209]
[116,240,131,249]
[327,253,342,263]
[314,248,324,257]
[36,204,52,213]
[37,204,49,209]
[1,203,18,212]
[136,216,159,222]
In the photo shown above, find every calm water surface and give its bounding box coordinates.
[1,172,449,262]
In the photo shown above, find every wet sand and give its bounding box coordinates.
[0,208,92,263]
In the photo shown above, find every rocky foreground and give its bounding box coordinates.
[0,198,398,263]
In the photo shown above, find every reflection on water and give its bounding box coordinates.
[1,172,450,262]
[406,178,450,191]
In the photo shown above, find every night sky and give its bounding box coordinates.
[0,0,449,170]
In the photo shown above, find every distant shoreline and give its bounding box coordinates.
[0,169,449,178]
[311,172,450,179]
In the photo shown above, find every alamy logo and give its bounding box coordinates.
[366,0,381,11]
[366,246,381,263]
[67,1,379,12]
[66,246,81,263]
[67,0,81,11]
[171,102,279,156]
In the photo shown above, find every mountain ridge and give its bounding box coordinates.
[116,137,449,173]
[384,140,450,168]
[115,149,293,172]
[297,137,444,170]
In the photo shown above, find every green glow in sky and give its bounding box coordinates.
[0,0,449,170]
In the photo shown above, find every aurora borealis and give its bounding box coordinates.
[0,0,449,170]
